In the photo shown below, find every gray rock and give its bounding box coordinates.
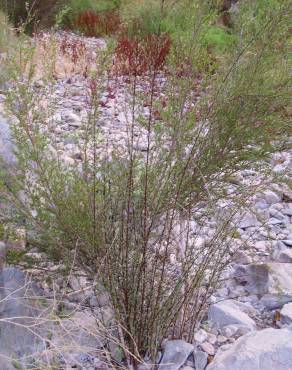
[158,340,194,370]
[283,240,292,247]
[276,249,292,263]
[206,327,292,370]
[262,190,282,205]
[237,212,259,229]
[208,300,256,331]
[280,303,292,325]
[194,349,208,370]
[260,294,292,310]
[0,114,16,165]
[0,268,45,368]
[234,263,292,298]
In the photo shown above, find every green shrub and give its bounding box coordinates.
[201,26,236,51]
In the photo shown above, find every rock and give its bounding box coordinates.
[280,303,292,325]
[194,349,208,370]
[237,212,259,229]
[206,327,292,370]
[200,342,215,356]
[283,240,292,247]
[221,324,251,338]
[233,250,252,264]
[217,335,227,344]
[275,249,292,263]
[261,190,282,205]
[158,340,194,370]
[234,263,292,303]
[0,268,45,368]
[207,333,217,345]
[65,112,82,127]
[194,329,208,343]
[260,294,292,310]
[51,310,104,365]
[208,300,256,331]
[254,241,269,251]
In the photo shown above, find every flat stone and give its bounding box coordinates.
[206,327,292,370]
[158,340,194,370]
[208,300,256,331]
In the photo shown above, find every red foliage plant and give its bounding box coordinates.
[113,34,172,76]
[59,36,86,64]
[76,10,121,37]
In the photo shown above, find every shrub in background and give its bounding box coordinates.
[0,0,63,31]
[61,0,121,36]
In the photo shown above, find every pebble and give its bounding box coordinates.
[200,342,215,356]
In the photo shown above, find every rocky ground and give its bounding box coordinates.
[0,31,292,370]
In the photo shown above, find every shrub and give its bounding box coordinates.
[0,0,63,31]
[62,0,121,35]
[113,34,171,75]
[75,10,121,36]
[0,1,291,368]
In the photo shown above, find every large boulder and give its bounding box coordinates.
[208,299,256,331]
[0,267,45,368]
[234,263,292,309]
[207,327,292,370]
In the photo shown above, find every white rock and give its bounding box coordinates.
[208,300,256,331]
[280,303,292,325]
[194,329,208,343]
[206,327,292,370]
[200,342,215,356]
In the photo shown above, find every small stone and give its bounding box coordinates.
[217,335,227,344]
[262,190,282,205]
[221,325,240,338]
[200,342,215,356]
[238,212,259,229]
[66,112,82,127]
[254,241,269,251]
[207,333,217,345]
[233,250,252,264]
[194,329,208,343]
